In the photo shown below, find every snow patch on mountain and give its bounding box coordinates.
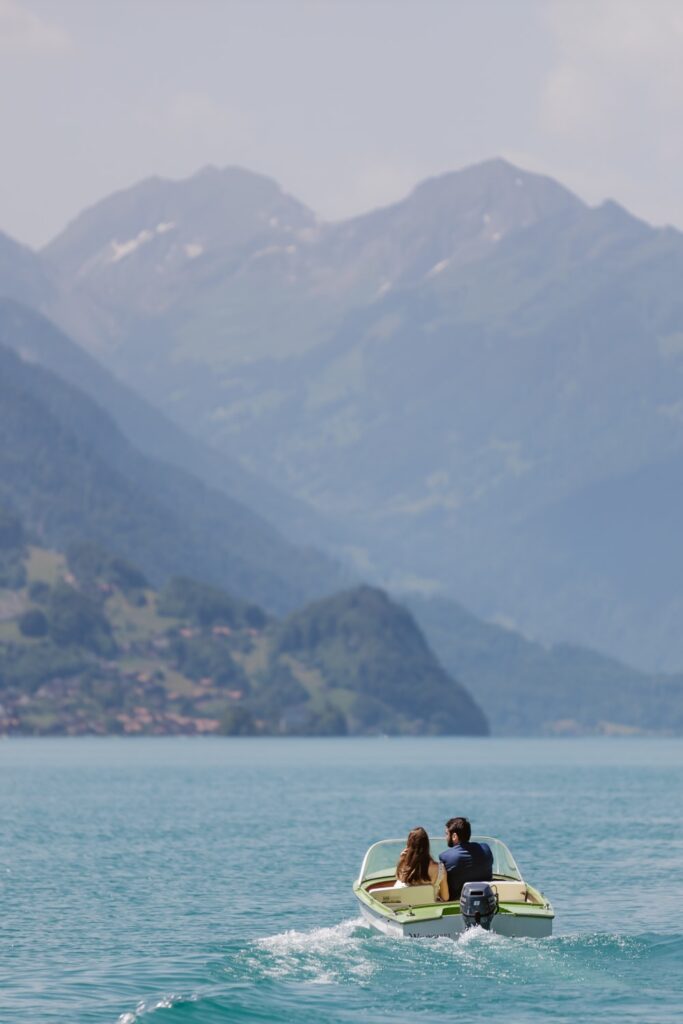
[109,221,177,263]
[111,229,154,262]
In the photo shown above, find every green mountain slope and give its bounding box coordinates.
[3,510,681,738]
[274,586,489,735]
[0,527,488,737]
[0,342,344,613]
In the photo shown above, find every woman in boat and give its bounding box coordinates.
[393,826,449,901]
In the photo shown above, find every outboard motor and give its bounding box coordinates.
[459,882,498,930]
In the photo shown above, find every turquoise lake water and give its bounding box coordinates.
[1,737,682,1023]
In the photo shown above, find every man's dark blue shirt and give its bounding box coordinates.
[439,841,493,900]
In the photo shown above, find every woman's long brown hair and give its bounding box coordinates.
[396,827,432,884]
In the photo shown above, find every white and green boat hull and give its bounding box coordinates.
[354,836,554,940]
[354,881,554,939]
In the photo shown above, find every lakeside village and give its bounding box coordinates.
[0,534,277,737]
[0,614,263,737]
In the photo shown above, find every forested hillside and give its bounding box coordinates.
[0,341,344,614]
[272,586,488,736]
[2,500,681,736]
[0,516,487,737]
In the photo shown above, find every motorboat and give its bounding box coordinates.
[353,836,553,938]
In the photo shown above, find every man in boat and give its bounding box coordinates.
[439,816,493,901]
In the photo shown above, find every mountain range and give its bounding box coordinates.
[2,157,683,734]
[21,158,683,669]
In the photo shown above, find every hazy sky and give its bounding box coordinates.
[2,0,683,248]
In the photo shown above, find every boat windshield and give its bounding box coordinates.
[357,835,523,884]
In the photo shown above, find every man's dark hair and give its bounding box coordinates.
[445,816,471,842]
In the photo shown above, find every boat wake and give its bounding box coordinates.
[116,992,199,1023]
[246,917,375,984]
[112,926,683,1023]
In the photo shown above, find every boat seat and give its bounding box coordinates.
[491,881,534,903]
[368,884,436,907]
[368,880,536,907]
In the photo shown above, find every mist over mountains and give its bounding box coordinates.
[24,157,683,671]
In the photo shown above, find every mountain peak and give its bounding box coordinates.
[44,165,316,279]
[190,163,280,190]
[409,158,585,226]
[328,157,586,289]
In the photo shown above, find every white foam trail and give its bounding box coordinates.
[257,917,365,955]
[456,925,506,947]
[116,992,198,1022]
[247,918,374,984]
